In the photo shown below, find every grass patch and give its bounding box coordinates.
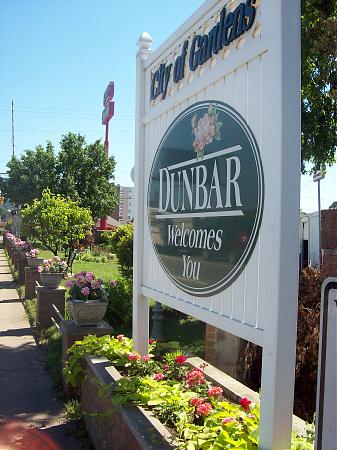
[40,325,63,392]
[35,249,119,282]
[64,400,94,450]
[24,298,37,326]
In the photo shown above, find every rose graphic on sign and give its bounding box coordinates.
[191,103,222,159]
[148,100,264,297]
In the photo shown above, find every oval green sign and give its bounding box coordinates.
[147,101,264,297]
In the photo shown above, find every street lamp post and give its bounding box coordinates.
[100,81,115,230]
[313,168,324,270]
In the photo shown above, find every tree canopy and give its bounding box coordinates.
[21,189,93,265]
[301,0,337,173]
[2,133,118,219]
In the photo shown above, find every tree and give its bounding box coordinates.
[21,190,93,266]
[57,133,118,219]
[3,142,59,205]
[2,133,119,220]
[301,0,337,173]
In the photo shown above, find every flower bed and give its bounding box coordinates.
[64,336,311,450]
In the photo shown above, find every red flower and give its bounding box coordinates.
[175,355,187,365]
[207,386,223,397]
[240,397,251,411]
[186,368,205,388]
[195,402,212,416]
[148,338,156,344]
[190,397,203,407]
[153,373,164,381]
[128,352,140,361]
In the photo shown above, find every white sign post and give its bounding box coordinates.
[133,1,301,448]
[315,279,337,450]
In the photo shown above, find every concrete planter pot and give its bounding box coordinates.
[27,257,44,269]
[67,298,108,325]
[40,272,63,289]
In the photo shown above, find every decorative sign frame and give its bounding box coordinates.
[133,1,300,448]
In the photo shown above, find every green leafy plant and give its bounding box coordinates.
[104,276,133,328]
[64,335,314,449]
[21,189,93,267]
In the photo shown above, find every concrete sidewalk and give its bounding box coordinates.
[0,246,83,449]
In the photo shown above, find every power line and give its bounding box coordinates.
[11,101,14,156]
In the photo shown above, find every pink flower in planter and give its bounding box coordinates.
[190,397,203,407]
[110,279,117,287]
[207,386,223,398]
[142,354,151,362]
[90,281,101,290]
[222,417,236,425]
[163,364,170,372]
[81,287,90,297]
[195,402,212,417]
[85,272,95,282]
[128,352,140,361]
[116,334,124,341]
[175,355,187,365]
[186,368,205,388]
[240,397,251,412]
[54,256,61,262]
[37,266,43,273]
[148,338,156,344]
[153,373,164,381]
[65,281,74,288]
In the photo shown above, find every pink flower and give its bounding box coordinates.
[186,368,205,388]
[163,364,170,372]
[128,352,140,361]
[207,386,223,397]
[54,256,61,262]
[142,354,151,362]
[175,355,187,365]
[240,397,251,412]
[222,417,236,425]
[110,280,117,287]
[91,281,101,290]
[116,334,124,341]
[65,281,74,288]
[190,397,203,407]
[81,287,90,296]
[195,402,212,417]
[148,338,156,344]
[37,266,43,273]
[85,272,95,282]
[199,362,208,370]
[153,373,164,381]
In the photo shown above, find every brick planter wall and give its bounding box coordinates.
[82,357,173,450]
[79,356,306,450]
[321,209,337,279]
[36,286,66,328]
[24,267,40,299]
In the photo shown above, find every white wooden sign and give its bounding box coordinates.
[133,1,300,448]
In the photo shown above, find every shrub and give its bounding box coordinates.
[104,276,133,328]
[236,267,322,421]
[102,224,134,279]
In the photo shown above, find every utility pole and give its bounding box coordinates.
[11,101,15,156]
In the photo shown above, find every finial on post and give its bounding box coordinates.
[137,31,153,51]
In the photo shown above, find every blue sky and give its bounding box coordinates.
[0,0,335,212]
